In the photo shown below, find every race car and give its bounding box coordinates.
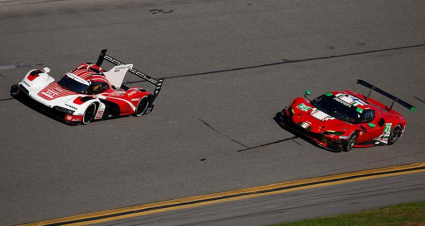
[275,80,416,151]
[10,49,164,125]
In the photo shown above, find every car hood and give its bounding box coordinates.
[37,82,78,101]
[290,99,355,134]
[33,82,89,112]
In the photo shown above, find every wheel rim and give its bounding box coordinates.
[136,97,149,116]
[389,126,401,143]
[347,134,357,150]
[83,104,96,124]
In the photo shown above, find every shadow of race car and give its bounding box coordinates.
[275,80,416,152]
[10,49,164,125]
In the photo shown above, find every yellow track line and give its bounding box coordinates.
[18,162,425,226]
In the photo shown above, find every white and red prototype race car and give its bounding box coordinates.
[10,49,164,125]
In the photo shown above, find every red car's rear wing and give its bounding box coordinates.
[95,49,164,102]
[357,79,416,112]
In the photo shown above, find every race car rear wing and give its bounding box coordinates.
[357,79,416,112]
[95,49,164,110]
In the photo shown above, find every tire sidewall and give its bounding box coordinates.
[388,125,402,145]
[344,132,358,152]
[135,96,149,117]
[82,103,97,125]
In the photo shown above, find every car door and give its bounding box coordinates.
[357,109,386,144]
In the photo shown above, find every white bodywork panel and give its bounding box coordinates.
[103,64,133,89]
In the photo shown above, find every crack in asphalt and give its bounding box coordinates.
[124,43,425,84]
[292,139,303,146]
[414,96,425,104]
[237,136,299,152]
[199,119,299,152]
[199,119,249,149]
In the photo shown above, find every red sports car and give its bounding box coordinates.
[10,49,164,125]
[275,80,416,151]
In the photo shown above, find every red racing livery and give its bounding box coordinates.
[11,49,164,125]
[276,80,416,151]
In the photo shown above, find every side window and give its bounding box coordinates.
[361,109,375,123]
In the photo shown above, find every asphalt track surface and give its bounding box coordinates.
[96,171,425,226]
[1,0,425,225]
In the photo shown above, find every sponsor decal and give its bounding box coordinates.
[333,97,352,107]
[131,98,140,102]
[42,89,59,98]
[114,65,132,72]
[66,116,72,120]
[335,93,367,106]
[104,55,159,85]
[128,90,137,97]
[130,68,159,85]
[301,121,310,129]
[297,103,311,112]
[65,104,78,110]
[339,136,348,139]
[23,81,31,87]
[310,108,335,121]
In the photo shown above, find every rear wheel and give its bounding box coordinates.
[388,125,402,145]
[343,132,358,152]
[82,103,96,125]
[134,96,149,117]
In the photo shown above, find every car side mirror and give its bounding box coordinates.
[304,90,311,99]
[43,67,50,73]
[368,123,376,128]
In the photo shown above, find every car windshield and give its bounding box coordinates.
[57,74,89,94]
[311,95,362,124]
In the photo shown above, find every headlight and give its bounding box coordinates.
[53,106,75,114]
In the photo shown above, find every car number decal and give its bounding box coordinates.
[376,123,392,144]
[95,110,104,120]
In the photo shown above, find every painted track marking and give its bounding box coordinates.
[17,162,425,226]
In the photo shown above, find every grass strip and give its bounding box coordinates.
[269,201,425,226]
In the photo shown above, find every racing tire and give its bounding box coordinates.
[10,84,18,97]
[343,132,358,152]
[10,84,18,94]
[134,96,150,117]
[388,125,402,145]
[82,103,97,125]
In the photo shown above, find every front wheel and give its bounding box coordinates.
[134,96,150,117]
[343,132,358,152]
[388,125,402,145]
[82,103,97,125]
[10,84,18,96]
